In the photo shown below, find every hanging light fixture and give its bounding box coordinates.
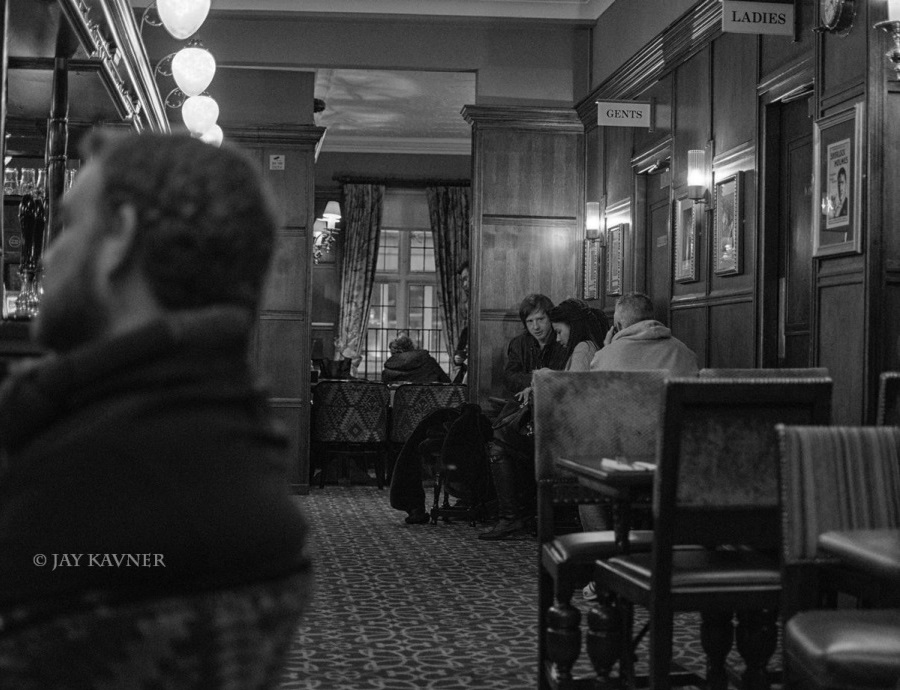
[156,0,211,40]
[182,94,219,136]
[199,124,224,147]
[171,39,216,96]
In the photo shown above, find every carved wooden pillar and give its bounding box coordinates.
[44,56,68,246]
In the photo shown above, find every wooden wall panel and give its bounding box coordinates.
[480,221,579,311]
[670,305,708,367]
[707,299,755,367]
[759,0,815,78]
[262,231,308,312]
[606,126,634,202]
[481,132,580,217]
[633,73,673,154]
[712,32,757,155]
[269,403,304,490]
[478,315,529,401]
[673,49,711,191]
[820,6,867,102]
[264,146,310,227]
[818,280,865,424]
[256,316,306,398]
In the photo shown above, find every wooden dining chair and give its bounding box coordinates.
[591,376,832,690]
[533,369,667,689]
[877,371,900,426]
[777,424,900,615]
[311,379,391,488]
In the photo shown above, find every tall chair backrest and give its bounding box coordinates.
[877,372,900,426]
[533,369,669,483]
[776,424,900,612]
[389,383,467,445]
[699,367,830,378]
[312,380,390,443]
[0,569,311,688]
[654,378,832,560]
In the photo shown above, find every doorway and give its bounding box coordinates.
[639,164,672,324]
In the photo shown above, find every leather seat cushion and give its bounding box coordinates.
[543,530,654,566]
[785,609,900,689]
[818,529,900,584]
[600,548,781,589]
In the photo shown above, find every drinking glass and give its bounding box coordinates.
[3,168,17,195]
[17,168,35,195]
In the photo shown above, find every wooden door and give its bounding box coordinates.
[643,169,672,323]
[777,98,814,367]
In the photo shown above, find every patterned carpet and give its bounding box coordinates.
[278,486,781,690]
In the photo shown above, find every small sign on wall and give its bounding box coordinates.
[269,154,285,170]
[722,1,794,36]
[597,100,654,130]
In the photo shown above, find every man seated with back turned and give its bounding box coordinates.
[581,291,698,599]
[0,131,310,613]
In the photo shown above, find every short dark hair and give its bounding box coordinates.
[389,335,416,354]
[614,292,655,329]
[518,293,554,326]
[457,260,469,275]
[81,130,279,311]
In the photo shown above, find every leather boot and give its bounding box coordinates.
[478,444,526,540]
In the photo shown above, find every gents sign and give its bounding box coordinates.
[722,1,794,35]
[597,100,654,129]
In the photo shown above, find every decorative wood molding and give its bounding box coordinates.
[479,309,520,322]
[713,140,755,172]
[224,124,326,147]
[757,55,814,100]
[462,105,583,133]
[482,215,576,227]
[259,311,308,321]
[576,0,722,126]
[632,139,673,173]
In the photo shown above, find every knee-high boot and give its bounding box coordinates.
[478,444,527,540]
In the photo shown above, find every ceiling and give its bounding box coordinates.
[129,0,614,156]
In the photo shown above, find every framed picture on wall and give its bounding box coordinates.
[714,171,742,276]
[582,238,602,300]
[812,102,863,258]
[673,196,698,283]
[606,224,625,296]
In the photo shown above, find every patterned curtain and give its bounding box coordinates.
[426,186,470,360]
[337,184,385,362]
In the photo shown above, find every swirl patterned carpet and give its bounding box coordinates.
[278,486,780,690]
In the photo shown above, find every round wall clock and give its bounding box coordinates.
[819,0,855,33]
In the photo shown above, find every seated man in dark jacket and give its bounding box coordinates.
[0,131,310,614]
[381,335,450,384]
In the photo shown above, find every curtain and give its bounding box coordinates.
[426,186,470,362]
[337,184,384,365]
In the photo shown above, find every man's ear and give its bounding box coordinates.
[96,204,139,282]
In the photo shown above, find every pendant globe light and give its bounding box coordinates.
[157,0,211,40]
[199,124,224,147]
[182,95,219,136]
[171,39,216,97]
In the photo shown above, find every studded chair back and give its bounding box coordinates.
[777,424,900,613]
[389,383,468,446]
[877,372,900,426]
[0,569,311,689]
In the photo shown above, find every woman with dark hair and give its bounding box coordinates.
[546,298,609,371]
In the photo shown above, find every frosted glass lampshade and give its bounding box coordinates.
[182,95,219,136]
[172,43,216,97]
[687,149,705,187]
[199,124,224,147]
[321,200,341,229]
[157,0,211,40]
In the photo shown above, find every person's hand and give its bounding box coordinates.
[453,354,466,365]
[515,386,532,403]
[604,326,617,346]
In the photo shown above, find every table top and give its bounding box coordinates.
[555,455,655,499]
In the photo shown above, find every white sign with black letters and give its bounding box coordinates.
[596,100,654,129]
[722,1,794,36]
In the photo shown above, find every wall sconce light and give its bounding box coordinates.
[314,201,343,264]
[686,149,708,202]
[585,201,602,239]
[875,1,900,78]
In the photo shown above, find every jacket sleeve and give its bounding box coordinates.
[503,337,532,394]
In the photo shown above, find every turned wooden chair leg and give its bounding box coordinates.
[546,599,582,681]
[700,611,734,690]
[735,609,778,690]
[586,594,622,688]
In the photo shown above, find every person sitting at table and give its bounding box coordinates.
[480,298,608,541]
[502,293,568,397]
[581,291,698,600]
[381,334,450,384]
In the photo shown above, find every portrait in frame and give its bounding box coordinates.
[606,224,625,296]
[813,102,863,258]
[582,238,601,300]
[673,196,698,283]
[714,171,742,276]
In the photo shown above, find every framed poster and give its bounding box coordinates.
[673,196,698,283]
[813,102,863,257]
[582,238,601,300]
[714,171,742,276]
[606,224,624,296]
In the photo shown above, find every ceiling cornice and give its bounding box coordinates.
[320,135,471,156]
